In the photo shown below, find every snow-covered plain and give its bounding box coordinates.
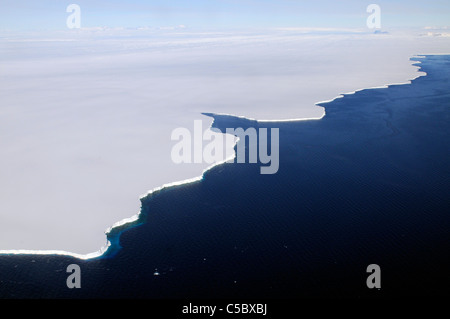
[1,28,449,256]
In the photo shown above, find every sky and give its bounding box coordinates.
[0,0,449,31]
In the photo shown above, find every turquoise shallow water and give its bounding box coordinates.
[0,55,449,299]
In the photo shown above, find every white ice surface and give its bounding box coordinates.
[1,28,450,256]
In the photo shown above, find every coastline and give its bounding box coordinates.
[0,54,435,260]
[1,54,449,299]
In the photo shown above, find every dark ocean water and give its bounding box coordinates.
[0,55,449,299]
